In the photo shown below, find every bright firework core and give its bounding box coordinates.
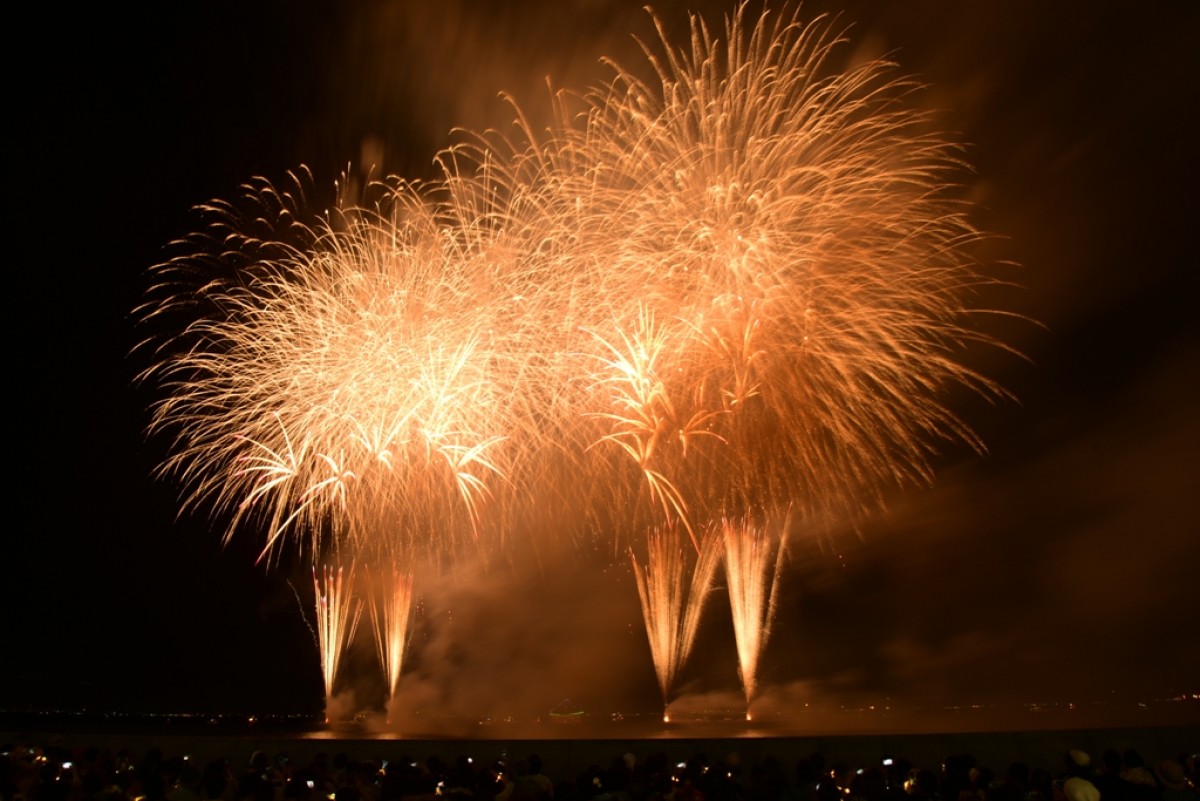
[137,3,1018,720]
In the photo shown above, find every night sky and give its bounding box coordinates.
[8,1,1198,731]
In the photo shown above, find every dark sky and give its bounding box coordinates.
[8,1,1198,732]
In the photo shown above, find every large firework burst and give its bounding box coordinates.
[136,2,1019,712]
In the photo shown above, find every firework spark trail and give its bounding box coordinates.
[585,308,728,546]
[365,563,415,706]
[720,517,786,716]
[630,523,723,718]
[313,564,362,714]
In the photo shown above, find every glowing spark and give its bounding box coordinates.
[365,563,415,704]
[630,523,723,712]
[720,517,786,711]
[313,564,362,713]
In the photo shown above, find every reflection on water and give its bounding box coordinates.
[4,696,1196,744]
[296,696,1200,742]
[301,721,782,742]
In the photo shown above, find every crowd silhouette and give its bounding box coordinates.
[2,740,1195,801]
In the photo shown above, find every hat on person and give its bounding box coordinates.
[1154,760,1186,791]
[1125,766,1158,787]
[1063,777,1100,801]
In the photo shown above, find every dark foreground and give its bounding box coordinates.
[3,714,1196,782]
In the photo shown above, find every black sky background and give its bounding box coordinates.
[7,1,1198,731]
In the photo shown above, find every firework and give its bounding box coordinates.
[719,517,787,716]
[365,563,415,707]
[137,0,1019,715]
[138,172,534,566]
[312,564,362,715]
[524,1,1014,707]
[584,308,728,546]
[529,2,1010,533]
[630,523,723,718]
[141,4,1008,555]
